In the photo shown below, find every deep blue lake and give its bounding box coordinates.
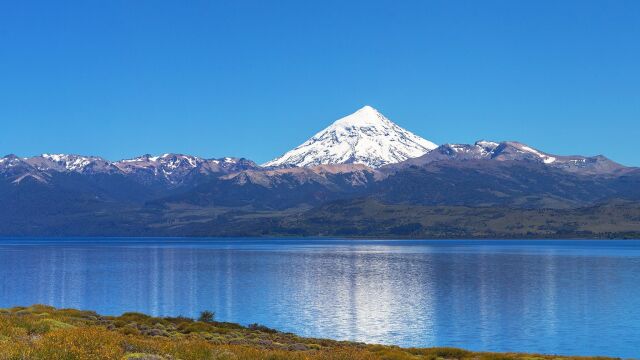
[0,239,639,358]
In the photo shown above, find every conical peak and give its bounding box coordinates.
[333,105,388,127]
[356,105,377,113]
[352,105,382,118]
[263,105,438,168]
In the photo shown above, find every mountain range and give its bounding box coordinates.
[2,106,639,238]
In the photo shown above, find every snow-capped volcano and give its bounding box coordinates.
[264,105,438,168]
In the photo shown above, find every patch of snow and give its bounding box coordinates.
[41,154,94,171]
[476,140,499,148]
[451,144,467,153]
[520,145,557,164]
[42,154,61,162]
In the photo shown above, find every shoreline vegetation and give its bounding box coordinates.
[0,305,618,360]
[4,199,639,240]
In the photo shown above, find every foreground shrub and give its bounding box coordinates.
[0,305,621,360]
[198,311,215,323]
[32,327,124,360]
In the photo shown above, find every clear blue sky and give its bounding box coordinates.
[1,0,639,165]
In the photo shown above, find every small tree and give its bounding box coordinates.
[198,310,215,323]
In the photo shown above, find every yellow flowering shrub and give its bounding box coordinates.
[32,327,124,360]
[0,306,620,360]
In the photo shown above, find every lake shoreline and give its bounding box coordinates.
[0,305,620,360]
[2,239,639,357]
[2,236,640,241]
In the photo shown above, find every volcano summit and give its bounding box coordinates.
[264,106,438,168]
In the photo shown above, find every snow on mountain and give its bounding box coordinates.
[42,154,93,169]
[116,153,203,172]
[263,105,438,168]
[0,155,24,169]
[0,154,119,181]
[25,154,115,173]
[0,155,39,181]
[114,154,258,184]
[0,152,258,187]
[394,140,624,175]
[114,153,206,184]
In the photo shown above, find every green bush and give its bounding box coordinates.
[198,310,215,323]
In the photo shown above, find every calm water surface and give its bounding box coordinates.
[0,239,639,358]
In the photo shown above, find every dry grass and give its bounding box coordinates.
[0,305,619,360]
